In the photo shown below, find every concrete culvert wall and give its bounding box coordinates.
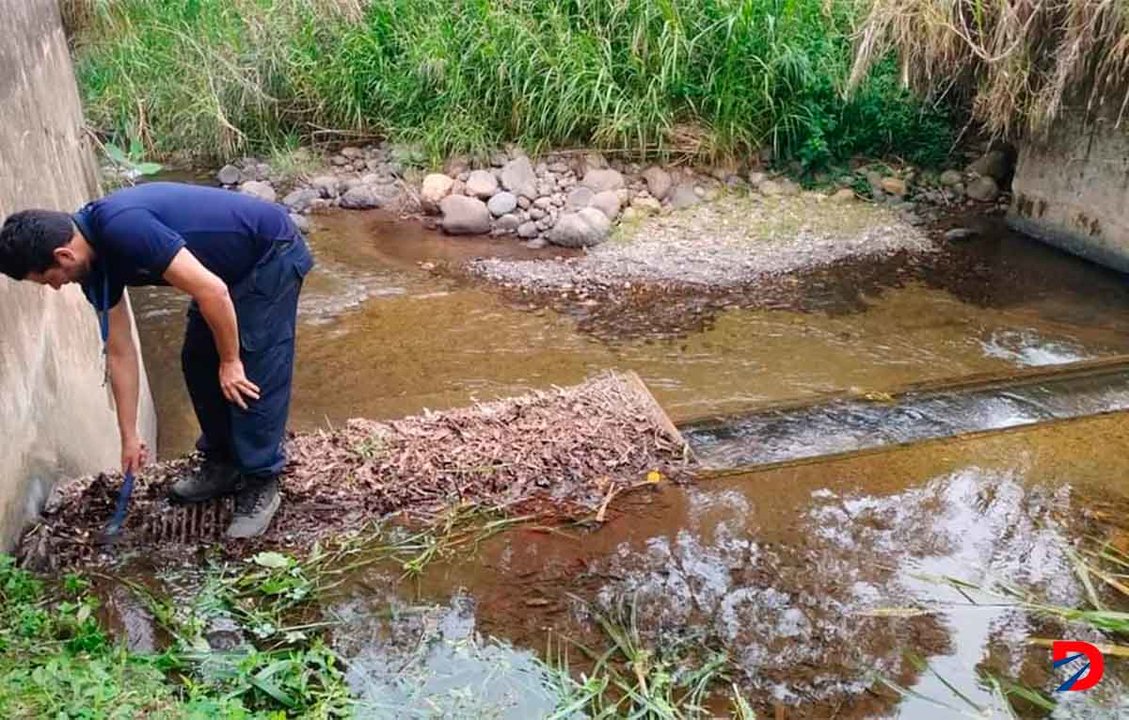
[1009,110,1129,273]
[0,0,156,551]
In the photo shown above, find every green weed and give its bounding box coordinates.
[72,0,955,169]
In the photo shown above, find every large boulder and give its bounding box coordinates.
[466,170,499,199]
[966,176,1000,202]
[440,195,491,235]
[420,173,455,215]
[967,150,1011,182]
[641,166,672,200]
[283,188,319,213]
[339,185,383,209]
[592,190,621,220]
[581,168,625,194]
[239,180,276,204]
[487,191,518,216]
[546,207,611,248]
[501,157,538,200]
[310,175,341,198]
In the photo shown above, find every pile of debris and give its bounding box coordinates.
[20,371,691,570]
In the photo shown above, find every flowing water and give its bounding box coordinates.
[126,209,1129,716]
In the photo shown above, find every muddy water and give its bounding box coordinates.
[124,211,1129,716]
[333,412,1129,718]
[132,211,1129,457]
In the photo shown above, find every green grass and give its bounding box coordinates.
[71,0,955,170]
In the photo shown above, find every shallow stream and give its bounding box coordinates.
[125,209,1129,716]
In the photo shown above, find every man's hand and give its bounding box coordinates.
[121,434,149,475]
[220,359,261,410]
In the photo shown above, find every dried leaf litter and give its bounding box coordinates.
[20,371,691,570]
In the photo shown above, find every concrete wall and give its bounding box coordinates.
[1008,110,1129,273]
[0,0,157,550]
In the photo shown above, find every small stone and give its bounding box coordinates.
[339,185,382,209]
[621,207,641,223]
[529,207,547,221]
[420,173,454,215]
[517,221,540,239]
[366,158,383,172]
[385,161,404,178]
[669,184,700,209]
[535,162,549,176]
[758,180,782,197]
[490,150,509,167]
[283,188,319,213]
[525,237,548,249]
[881,177,908,197]
[939,170,963,187]
[352,159,367,172]
[944,227,978,242]
[748,171,767,187]
[534,196,554,209]
[581,168,625,194]
[501,156,538,200]
[550,194,565,207]
[330,154,349,166]
[966,176,999,202]
[457,171,470,183]
[466,170,499,199]
[487,191,518,216]
[694,185,706,198]
[583,152,608,172]
[288,213,310,234]
[341,146,364,159]
[310,175,341,198]
[217,164,241,185]
[641,166,673,200]
[440,195,491,235]
[517,196,531,210]
[494,214,522,233]
[546,207,611,248]
[567,186,595,208]
[831,188,856,203]
[778,179,801,196]
[548,161,569,174]
[592,190,621,219]
[239,180,276,203]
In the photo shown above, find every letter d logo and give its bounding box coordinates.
[1052,640,1104,692]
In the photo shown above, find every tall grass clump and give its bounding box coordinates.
[851,0,1129,139]
[72,0,954,167]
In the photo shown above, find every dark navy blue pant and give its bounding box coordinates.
[181,232,314,478]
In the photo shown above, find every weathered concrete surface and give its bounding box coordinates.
[0,0,156,550]
[1009,111,1129,272]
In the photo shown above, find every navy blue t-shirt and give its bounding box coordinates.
[76,182,296,312]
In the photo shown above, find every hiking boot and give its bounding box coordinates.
[169,460,239,504]
[226,476,281,539]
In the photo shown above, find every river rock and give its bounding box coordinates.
[289,212,310,234]
[340,146,364,160]
[340,185,382,209]
[487,191,518,216]
[581,168,625,194]
[517,196,531,210]
[525,237,548,249]
[966,176,999,202]
[641,166,672,200]
[466,170,499,199]
[217,164,241,185]
[517,221,539,239]
[547,207,611,248]
[592,190,621,220]
[501,157,538,200]
[239,180,276,203]
[943,227,978,242]
[440,195,491,235]
[330,154,349,167]
[880,177,907,197]
[534,196,553,209]
[669,184,700,209]
[444,155,470,176]
[494,214,521,233]
[311,175,341,198]
[758,179,782,197]
[567,186,595,208]
[529,207,547,221]
[967,150,1011,181]
[939,170,963,187]
[831,188,856,203]
[283,188,319,213]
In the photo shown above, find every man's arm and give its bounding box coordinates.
[106,299,147,473]
[162,248,260,409]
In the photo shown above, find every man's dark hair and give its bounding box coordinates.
[0,209,75,280]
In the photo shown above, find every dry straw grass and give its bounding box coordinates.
[850,0,1129,138]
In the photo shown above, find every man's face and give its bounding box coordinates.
[26,245,89,290]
